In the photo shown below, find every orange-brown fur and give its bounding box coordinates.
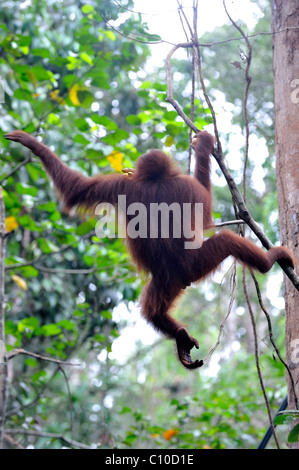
[5,130,294,369]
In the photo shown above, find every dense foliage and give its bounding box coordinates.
[0,0,291,449]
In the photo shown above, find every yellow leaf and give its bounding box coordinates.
[5,216,18,233]
[107,151,124,172]
[163,429,178,441]
[165,136,175,147]
[69,84,81,106]
[50,89,66,105]
[11,275,28,291]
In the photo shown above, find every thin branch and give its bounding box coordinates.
[204,262,236,363]
[98,9,164,45]
[7,348,80,366]
[214,219,245,227]
[0,154,32,185]
[3,433,24,449]
[165,42,199,132]
[177,2,190,43]
[0,186,8,449]
[35,265,97,275]
[188,48,195,175]
[242,267,280,449]
[4,230,97,271]
[250,272,299,410]
[223,0,252,202]
[197,26,299,48]
[4,428,91,449]
[6,361,68,419]
[59,365,74,445]
[176,0,193,39]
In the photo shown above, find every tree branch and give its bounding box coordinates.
[0,154,32,185]
[4,428,91,449]
[0,186,8,449]
[7,348,80,367]
[242,268,280,449]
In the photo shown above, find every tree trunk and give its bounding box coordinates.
[271,0,299,449]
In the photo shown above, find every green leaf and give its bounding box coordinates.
[18,215,41,232]
[31,66,51,81]
[17,35,32,46]
[19,266,39,278]
[37,324,62,337]
[76,219,95,236]
[47,113,61,125]
[75,118,89,131]
[91,114,117,130]
[139,81,152,89]
[94,333,107,342]
[49,211,61,222]
[32,370,47,383]
[63,74,77,88]
[37,201,57,212]
[16,182,38,196]
[81,4,94,13]
[18,317,39,333]
[24,357,38,367]
[102,129,129,145]
[275,410,299,425]
[153,82,167,92]
[126,115,142,126]
[80,52,93,65]
[83,255,94,266]
[120,407,132,414]
[101,310,112,319]
[288,423,299,443]
[38,238,58,254]
[73,134,90,145]
[31,48,50,58]
[58,320,75,331]
[13,88,33,101]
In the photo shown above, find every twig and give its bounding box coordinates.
[214,219,245,227]
[242,267,280,449]
[250,272,299,410]
[0,154,32,185]
[176,0,193,39]
[177,1,190,43]
[7,348,80,366]
[35,265,97,275]
[197,26,299,48]
[0,186,8,449]
[204,262,236,363]
[223,0,252,202]
[98,9,164,45]
[165,42,199,132]
[4,428,91,449]
[4,230,97,271]
[3,433,24,449]
[59,365,74,445]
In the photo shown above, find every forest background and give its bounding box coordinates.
[0,0,297,449]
